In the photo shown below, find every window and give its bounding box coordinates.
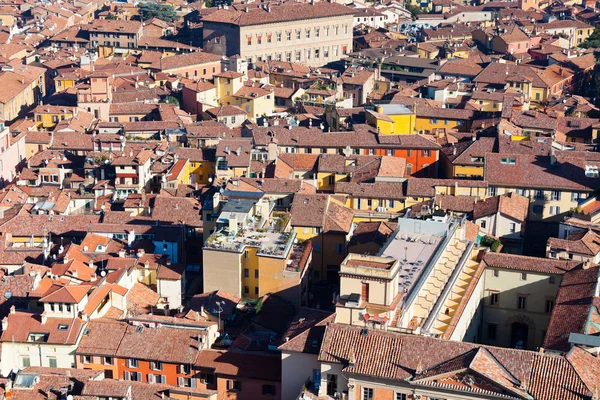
[518,296,527,310]
[22,357,30,368]
[396,395,407,400]
[255,269,259,279]
[550,206,560,215]
[429,118,438,124]
[48,357,57,368]
[127,359,139,368]
[328,175,335,186]
[295,51,301,62]
[572,192,583,202]
[534,190,545,200]
[314,242,321,253]
[490,292,499,306]
[343,25,348,34]
[516,188,526,196]
[149,374,165,384]
[487,323,497,340]
[227,380,242,391]
[267,33,272,43]
[286,52,292,62]
[500,157,516,165]
[257,35,262,45]
[493,269,499,277]
[244,268,249,278]
[286,31,291,40]
[263,384,276,396]
[255,287,259,295]
[509,223,516,233]
[58,324,68,330]
[546,299,554,313]
[244,286,249,294]
[551,190,561,201]
[178,377,195,387]
[325,26,329,36]
[480,220,487,229]
[336,243,344,254]
[334,25,339,35]
[406,164,413,175]
[296,30,301,40]
[150,361,162,371]
[387,149,393,156]
[549,276,556,284]
[521,273,527,281]
[315,48,320,59]
[247,36,252,46]
[533,205,543,214]
[200,372,215,384]
[488,187,497,197]
[363,387,374,400]
[83,355,92,364]
[104,357,113,365]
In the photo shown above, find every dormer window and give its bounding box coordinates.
[58,324,68,330]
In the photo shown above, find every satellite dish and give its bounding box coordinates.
[67,395,74,400]
[100,270,107,277]
[208,177,213,183]
[215,332,221,338]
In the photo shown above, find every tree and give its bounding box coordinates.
[580,27,600,49]
[105,12,117,20]
[137,2,178,22]
[162,95,180,106]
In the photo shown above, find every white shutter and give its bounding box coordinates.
[191,378,197,388]
[124,371,130,381]
[178,377,184,387]
[148,374,155,384]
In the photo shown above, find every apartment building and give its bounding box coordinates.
[484,152,598,222]
[0,309,86,375]
[203,195,312,306]
[480,253,578,350]
[202,2,355,67]
[87,20,143,56]
[0,62,46,123]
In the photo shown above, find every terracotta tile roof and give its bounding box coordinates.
[484,153,599,191]
[290,193,325,227]
[157,263,184,280]
[201,2,354,26]
[548,229,600,256]
[39,284,89,304]
[473,192,529,222]
[76,319,127,356]
[436,194,476,213]
[10,367,102,400]
[195,349,281,381]
[216,138,252,168]
[335,181,405,200]
[474,62,547,88]
[349,221,396,248]
[115,322,201,364]
[319,323,591,400]
[151,196,202,227]
[1,311,84,345]
[126,282,159,314]
[188,290,240,320]
[87,19,142,34]
[545,265,600,352]
[278,308,334,354]
[150,51,222,71]
[483,252,579,274]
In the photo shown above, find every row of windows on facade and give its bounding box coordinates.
[488,187,587,202]
[246,25,349,46]
[248,46,349,64]
[362,388,413,400]
[92,41,136,48]
[90,33,136,39]
[279,147,430,157]
[488,291,555,313]
[123,369,276,395]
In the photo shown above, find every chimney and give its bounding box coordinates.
[195,311,200,321]
[1,317,7,331]
[118,249,126,258]
[137,249,145,258]
[41,311,47,324]
[9,305,15,314]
